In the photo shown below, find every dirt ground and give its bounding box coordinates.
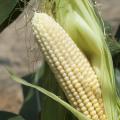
[0,0,120,114]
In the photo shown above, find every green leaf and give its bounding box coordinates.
[8,116,25,120]
[20,64,45,120]
[0,111,25,120]
[0,0,18,25]
[8,69,89,120]
[20,73,41,120]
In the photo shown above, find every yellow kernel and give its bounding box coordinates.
[73,102,77,106]
[90,110,96,116]
[92,115,99,120]
[81,95,87,100]
[88,107,94,112]
[68,84,73,89]
[66,68,71,73]
[77,99,82,104]
[66,81,71,85]
[68,72,73,77]
[83,111,89,115]
[98,110,104,116]
[79,103,84,107]
[78,87,83,92]
[70,76,76,80]
[74,83,81,88]
[81,107,87,112]
[79,91,85,96]
[68,94,72,98]
[72,79,79,84]
[71,88,76,93]
[94,103,99,108]
[64,77,69,81]
[75,95,80,99]
[71,97,75,102]
[86,102,92,108]
[61,82,66,87]
[89,95,95,100]
[73,92,78,96]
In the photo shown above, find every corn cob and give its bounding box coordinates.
[32,12,107,120]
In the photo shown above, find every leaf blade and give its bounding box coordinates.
[9,70,89,120]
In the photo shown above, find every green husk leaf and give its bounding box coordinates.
[8,69,89,120]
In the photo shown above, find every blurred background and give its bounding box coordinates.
[0,0,120,114]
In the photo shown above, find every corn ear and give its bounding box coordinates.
[40,0,118,120]
[37,0,119,120]
[32,12,107,120]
